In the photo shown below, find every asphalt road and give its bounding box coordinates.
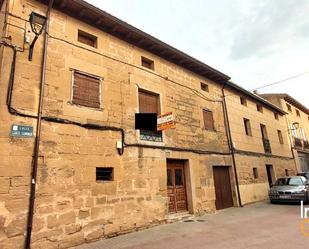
[74,201,309,249]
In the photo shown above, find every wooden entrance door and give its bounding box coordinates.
[167,160,188,213]
[213,166,233,210]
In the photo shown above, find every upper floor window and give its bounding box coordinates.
[72,71,101,109]
[78,30,97,48]
[253,168,259,179]
[277,130,284,144]
[141,56,154,70]
[200,82,209,92]
[257,104,263,113]
[274,113,279,120]
[138,89,162,142]
[296,109,300,117]
[286,104,292,112]
[203,109,215,131]
[243,118,252,136]
[240,97,247,106]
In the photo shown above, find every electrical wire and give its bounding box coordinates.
[252,71,309,91]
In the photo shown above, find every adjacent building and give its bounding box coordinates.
[260,93,309,172]
[0,0,300,248]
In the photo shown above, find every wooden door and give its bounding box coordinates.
[213,166,233,210]
[167,160,188,213]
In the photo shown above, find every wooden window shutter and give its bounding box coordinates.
[72,71,101,109]
[203,109,214,130]
[138,90,159,114]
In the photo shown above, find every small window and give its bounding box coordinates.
[253,168,258,179]
[72,71,101,109]
[78,30,97,48]
[274,113,279,120]
[257,104,263,113]
[286,104,292,112]
[296,109,300,117]
[244,118,252,136]
[277,130,284,144]
[285,169,289,176]
[200,82,209,92]
[96,167,113,181]
[141,56,154,70]
[240,97,247,106]
[203,109,215,131]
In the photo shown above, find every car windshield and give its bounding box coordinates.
[274,178,304,186]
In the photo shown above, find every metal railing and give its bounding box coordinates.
[263,138,272,154]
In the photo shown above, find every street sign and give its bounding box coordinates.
[157,112,175,131]
[10,125,33,137]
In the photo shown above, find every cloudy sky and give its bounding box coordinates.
[86,0,309,107]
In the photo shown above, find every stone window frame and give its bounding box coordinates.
[77,29,98,48]
[69,69,103,111]
[243,118,252,136]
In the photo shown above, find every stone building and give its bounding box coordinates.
[0,0,296,248]
[223,83,296,205]
[260,93,309,172]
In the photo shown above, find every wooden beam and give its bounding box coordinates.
[59,0,67,9]
[78,9,86,18]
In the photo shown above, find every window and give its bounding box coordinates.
[274,113,279,120]
[260,124,268,139]
[285,169,289,176]
[141,56,154,70]
[72,71,101,109]
[296,109,300,117]
[286,104,292,112]
[240,97,247,106]
[203,109,215,131]
[96,167,113,181]
[78,30,97,47]
[253,168,258,179]
[243,118,252,136]
[257,104,263,113]
[138,89,162,142]
[277,130,284,144]
[200,82,209,92]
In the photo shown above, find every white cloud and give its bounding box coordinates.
[85,0,309,107]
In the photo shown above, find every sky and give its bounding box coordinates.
[86,0,309,107]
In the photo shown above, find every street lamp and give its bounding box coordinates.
[28,12,47,61]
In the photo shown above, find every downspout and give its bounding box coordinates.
[25,0,54,248]
[221,83,242,207]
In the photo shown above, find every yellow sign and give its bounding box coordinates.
[157,112,175,131]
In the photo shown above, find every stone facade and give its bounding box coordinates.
[260,94,309,172]
[224,87,296,204]
[0,0,300,248]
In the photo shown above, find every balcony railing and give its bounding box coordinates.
[263,138,272,154]
[303,140,309,150]
[294,138,303,148]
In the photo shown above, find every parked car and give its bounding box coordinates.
[297,172,309,181]
[269,176,309,203]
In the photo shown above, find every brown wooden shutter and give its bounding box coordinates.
[139,90,159,114]
[203,109,214,130]
[72,72,100,109]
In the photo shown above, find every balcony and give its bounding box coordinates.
[294,138,303,148]
[263,138,272,154]
[303,140,309,150]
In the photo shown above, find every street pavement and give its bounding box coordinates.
[74,201,309,249]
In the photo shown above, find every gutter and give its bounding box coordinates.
[25,0,54,248]
[221,83,243,207]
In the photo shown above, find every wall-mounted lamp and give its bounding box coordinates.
[28,12,47,61]
[291,122,300,130]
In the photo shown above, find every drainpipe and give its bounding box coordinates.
[25,1,54,248]
[221,83,242,207]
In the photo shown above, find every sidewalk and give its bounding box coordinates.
[73,201,308,249]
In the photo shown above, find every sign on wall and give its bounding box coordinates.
[157,112,175,131]
[10,125,33,137]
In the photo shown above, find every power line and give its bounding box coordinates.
[252,70,309,91]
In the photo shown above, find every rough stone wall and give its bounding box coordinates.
[0,1,233,248]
